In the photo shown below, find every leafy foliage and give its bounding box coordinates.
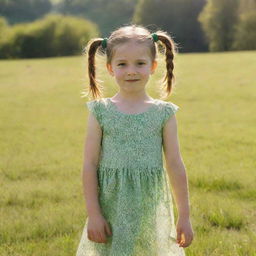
[0,14,100,58]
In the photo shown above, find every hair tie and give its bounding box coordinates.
[101,38,108,49]
[151,33,158,42]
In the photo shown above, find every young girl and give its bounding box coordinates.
[76,24,194,256]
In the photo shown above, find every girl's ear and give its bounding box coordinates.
[106,63,114,76]
[151,60,158,75]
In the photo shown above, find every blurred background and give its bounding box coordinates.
[0,1,255,256]
[0,0,256,58]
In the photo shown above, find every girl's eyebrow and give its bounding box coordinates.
[115,58,147,62]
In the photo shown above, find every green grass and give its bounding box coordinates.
[0,51,256,255]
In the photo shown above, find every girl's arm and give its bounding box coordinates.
[162,115,190,219]
[82,111,103,217]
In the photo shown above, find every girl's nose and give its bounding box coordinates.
[127,66,137,75]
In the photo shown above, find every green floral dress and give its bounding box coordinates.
[76,97,186,256]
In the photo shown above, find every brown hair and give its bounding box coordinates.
[82,24,179,100]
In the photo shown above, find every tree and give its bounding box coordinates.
[232,11,256,50]
[54,0,139,37]
[0,16,9,42]
[198,0,240,51]
[133,0,208,53]
[0,0,52,24]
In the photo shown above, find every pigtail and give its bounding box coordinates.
[82,38,105,100]
[156,32,178,99]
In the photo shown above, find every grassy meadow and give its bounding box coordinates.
[0,50,256,255]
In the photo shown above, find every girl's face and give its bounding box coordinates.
[106,41,157,94]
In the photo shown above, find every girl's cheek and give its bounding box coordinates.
[141,66,152,73]
[140,69,151,76]
[115,70,124,78]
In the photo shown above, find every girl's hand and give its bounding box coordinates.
[176,216,194,248]
[87,213,112,243]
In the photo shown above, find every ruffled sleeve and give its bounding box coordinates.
[86,100,103,128]
[162,102,179,128]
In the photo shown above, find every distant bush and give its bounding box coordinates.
[0,14,100,59]
[232,11,256,50]
[0,16,8,29]
[0,16,9,41]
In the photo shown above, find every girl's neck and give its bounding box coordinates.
[112,92,154,103]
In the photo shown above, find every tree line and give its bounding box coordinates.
[0,0,255,58]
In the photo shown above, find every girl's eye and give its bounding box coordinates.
[118,62,145,66]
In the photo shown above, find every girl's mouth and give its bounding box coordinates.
[126,80,139,82]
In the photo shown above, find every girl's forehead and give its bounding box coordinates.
[112,42,151,61]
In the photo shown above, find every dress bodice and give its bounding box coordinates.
[86,98,179,169]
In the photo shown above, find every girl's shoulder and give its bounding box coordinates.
[155,99,180,128]
[86,98,109,110]
[155,99,180,111]
[86,97,109,104]
[85,98,109,128]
